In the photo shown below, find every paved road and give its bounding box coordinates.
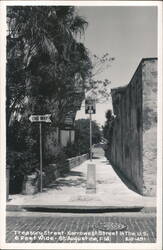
[6,211,156,243]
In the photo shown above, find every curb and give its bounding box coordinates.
[6,205,156,213]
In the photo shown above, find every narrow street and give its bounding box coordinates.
[6,146,156,243]
[7,146,155,208]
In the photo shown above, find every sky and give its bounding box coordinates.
[75,6,157,126]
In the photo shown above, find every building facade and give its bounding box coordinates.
[110,58,157,196]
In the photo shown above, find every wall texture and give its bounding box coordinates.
[142,59,157,196]
[109,58,157,196]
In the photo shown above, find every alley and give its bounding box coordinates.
[6,147,157,244]
[7,146,155,209]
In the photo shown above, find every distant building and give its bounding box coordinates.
[109,58,157,196]
[44,88,84,153]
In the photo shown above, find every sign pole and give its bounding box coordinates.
[29,114,52,193]
[85,99,96,193]
[90,112,92,161]
[39,122,43,192]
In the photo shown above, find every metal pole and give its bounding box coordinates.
[90,112,92,161]
[39,122,43,192]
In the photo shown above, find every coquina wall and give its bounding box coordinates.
[110,58,157,196]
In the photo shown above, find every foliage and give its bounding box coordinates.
[85,53,115,103]
[6,118,40,193]
[102,110,115,159]
[7,149,39,194]
[6,6,114,192]
[7,6,92,186]
[74,119,101,155]
[6,6,92,127]
[102,109,115,142]
[7,6,114,126]
[64,119,102,157]
[7,150,39,177]
[45,145,67,165]
[63,141,79,158]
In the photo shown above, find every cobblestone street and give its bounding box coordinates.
[6,212,156,243]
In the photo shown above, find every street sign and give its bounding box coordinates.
[29,114,52,123]
[29,113,52,193]
[64,117,73,125]
[85,99,96,114]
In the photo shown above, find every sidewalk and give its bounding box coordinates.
[7,149,156,209]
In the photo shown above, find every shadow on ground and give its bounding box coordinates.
[48,170,86,190]
[63,170,84,177]
[100,160,110,165]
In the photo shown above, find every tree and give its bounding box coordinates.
[7,6,92,127]
[84,52,115,103]
[7,6,93,150]
[102,110,115,159]
[103,110,115,141]
[74,119,101,155]
[6,6,92,192]
[7,6,115,131]
[6,6,114,192]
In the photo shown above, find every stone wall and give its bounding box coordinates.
[142,59,157,196]
[45,153,89,186]
[66,154,89,170]
[22,153,89,194]
[109,58,157,196]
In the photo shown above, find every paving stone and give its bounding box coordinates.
[6,214,156,243]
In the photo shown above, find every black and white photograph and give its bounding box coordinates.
[0,0,162,249]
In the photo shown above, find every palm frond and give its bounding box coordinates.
[70,15,88,36]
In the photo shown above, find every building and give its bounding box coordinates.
[110,58,157,196]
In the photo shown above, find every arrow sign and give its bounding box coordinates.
[29,114,52,123]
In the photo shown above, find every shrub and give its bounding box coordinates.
[63,141,79,158]
[7,149,39,194]
[44,145,68,175]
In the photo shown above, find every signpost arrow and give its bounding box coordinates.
[29,114,52,192]
[29,114,52,123]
